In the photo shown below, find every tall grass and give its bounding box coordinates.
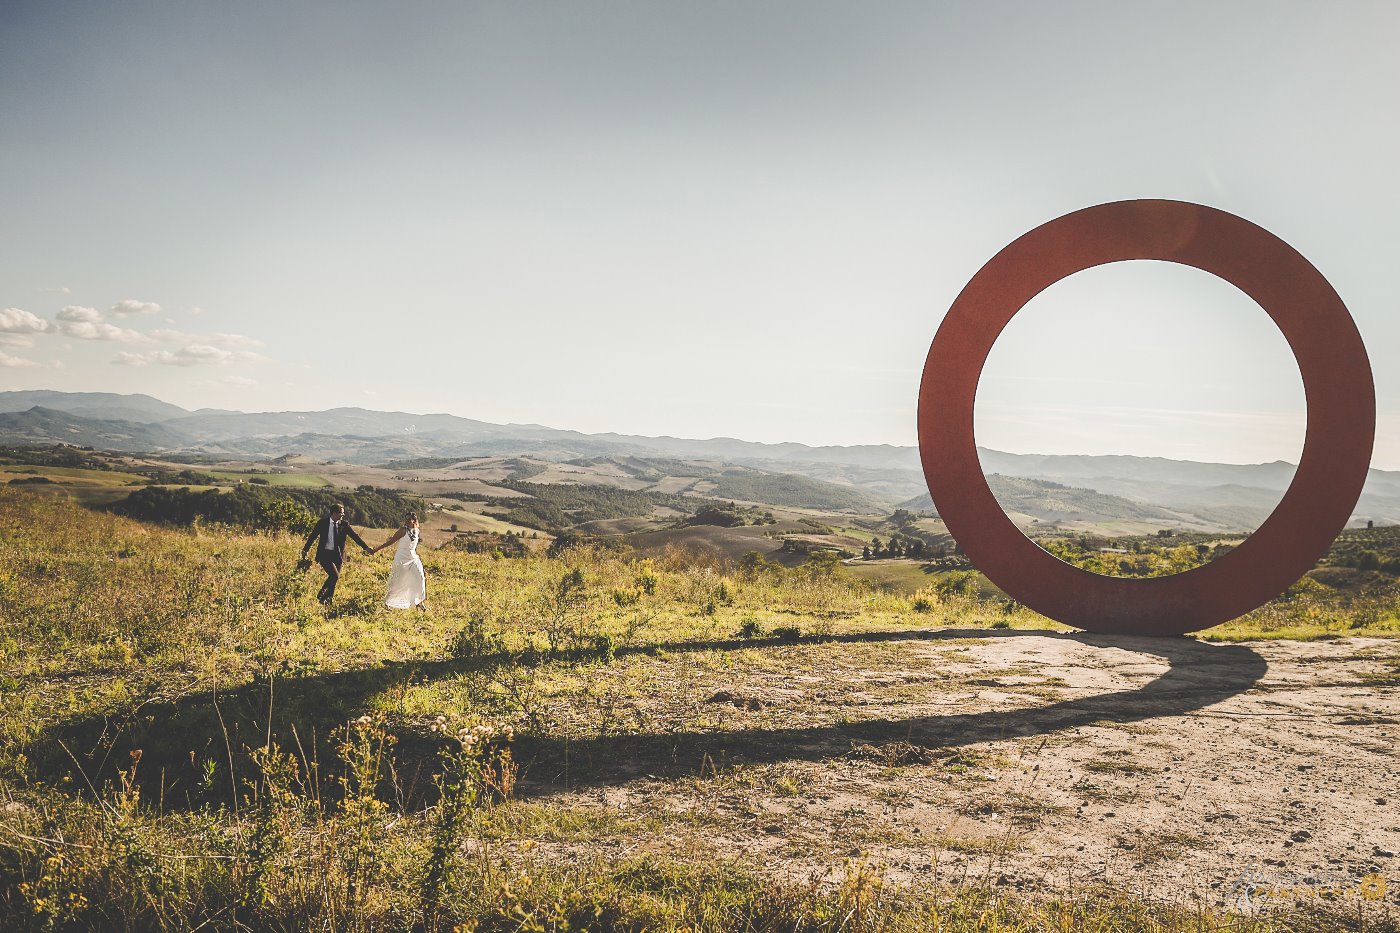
[0,490,1395,931]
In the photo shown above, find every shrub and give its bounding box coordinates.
[736,617,764,639]
[932,570,977,598]
[635,560,659,595]
[590,633,616,662]
[256,498,316,535]
[611,587,640,607]
[449,615,507,660]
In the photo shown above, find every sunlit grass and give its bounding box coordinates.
[0,489,1395,931]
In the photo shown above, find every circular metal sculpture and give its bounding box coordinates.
[917,199,1375,635]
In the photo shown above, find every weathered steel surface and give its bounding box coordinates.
[917,200,1374,635]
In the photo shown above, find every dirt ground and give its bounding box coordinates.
[520,632,1399,910]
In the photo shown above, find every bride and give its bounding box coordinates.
[372,512,428,611]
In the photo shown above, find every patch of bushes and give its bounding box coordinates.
[492,481,704,533]
[736,617,765,638]
[109,484,425,530]
[0,444,112,470]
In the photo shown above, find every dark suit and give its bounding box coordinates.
[302,515,371,604]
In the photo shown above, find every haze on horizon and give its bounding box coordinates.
[2,2,1397,468]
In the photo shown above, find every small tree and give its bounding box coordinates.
[739,550,767,577]
[256,498,315,535]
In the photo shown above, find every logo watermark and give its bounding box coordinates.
[1227,867,1387,910]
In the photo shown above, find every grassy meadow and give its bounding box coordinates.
[1,489,1397,931]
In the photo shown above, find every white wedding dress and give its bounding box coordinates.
[384,527,426,609]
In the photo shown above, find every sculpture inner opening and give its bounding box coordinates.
[973,260,1304,579]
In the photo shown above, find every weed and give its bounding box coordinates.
[419,719,515,926]
[448,614,507,661]
[337,715,394,918]
[736,617,765,639]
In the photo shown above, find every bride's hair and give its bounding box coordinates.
[404,512,418,527]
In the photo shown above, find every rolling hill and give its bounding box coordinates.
[0,407,192,450]
[4,389,1400,529]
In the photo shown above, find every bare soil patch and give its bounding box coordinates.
[517,633,1399,907]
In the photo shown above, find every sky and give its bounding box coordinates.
[1,1,1397,467]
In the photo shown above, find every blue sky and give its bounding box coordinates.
[1,2,1397,467]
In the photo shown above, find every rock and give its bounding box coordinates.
[705,690,764,710]
[1290,830,1313,843]
[1374,847,1395,858]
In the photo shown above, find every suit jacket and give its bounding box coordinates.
[303,515,371,560]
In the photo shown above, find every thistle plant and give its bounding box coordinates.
[419,718,515,925]
[337,714,395,922]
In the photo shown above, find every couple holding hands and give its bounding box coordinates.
[300,504,428,611]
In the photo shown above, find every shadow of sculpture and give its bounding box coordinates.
[513,629,1268,790]
[29,628,1267,810]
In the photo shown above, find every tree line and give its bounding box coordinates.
[109,485,426,533]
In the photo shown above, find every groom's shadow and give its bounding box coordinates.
[28,628,1267,809]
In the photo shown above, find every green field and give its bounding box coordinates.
[203,470,332,487]
[0,490,1396,930]
[0,464,145,485]
[847,561,1011,600]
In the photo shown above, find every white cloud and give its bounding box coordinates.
[0,351,42,368]
[149,328,263,348]
[59,320,147,342]
[176,344,233,364]
[39,286,71,295]
[0,307,51,334]
[210,332,263,348]
[148,328,190,342]
[56,306,102,324]
[56,306,147,342]
[114,344,266,367]
[222,375,257,386]
[0,334,35,348]
[110,299,161,317]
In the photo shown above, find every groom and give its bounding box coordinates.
[301,503,373,605]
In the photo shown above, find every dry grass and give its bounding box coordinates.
[0,490,1396,931]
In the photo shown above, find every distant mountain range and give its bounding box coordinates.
[3,389,1397,529]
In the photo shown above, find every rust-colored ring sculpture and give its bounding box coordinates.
[917,199,1375,635]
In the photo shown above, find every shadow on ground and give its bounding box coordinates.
[29,628,1267,809]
